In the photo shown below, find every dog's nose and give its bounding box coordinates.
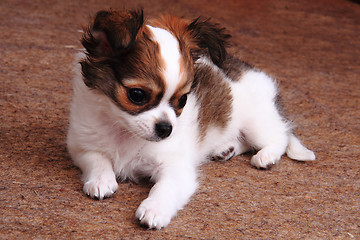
[155,121,172,139]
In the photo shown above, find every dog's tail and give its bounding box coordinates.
[286,134,316,161]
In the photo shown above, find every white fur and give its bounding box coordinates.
[67,28,315,229]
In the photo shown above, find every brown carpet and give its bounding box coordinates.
[1,0,359,239]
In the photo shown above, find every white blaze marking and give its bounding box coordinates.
[147,25,181,100]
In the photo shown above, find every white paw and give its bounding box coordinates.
[251,149,280,169]
[83,174,118,200]
[136,198,173,230]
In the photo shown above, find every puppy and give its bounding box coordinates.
[67,9,315,229]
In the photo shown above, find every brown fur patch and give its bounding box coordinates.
[111,25,166,114]
[170,75,192,116]
[81,10,167,115]
[187,17,231,67]
[192,63,233,138]
[82,9,144,57]
[221,55,253,81]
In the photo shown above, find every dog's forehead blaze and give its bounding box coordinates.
[150,15,195,68]
[149,15,195,87]
[129,27,167,89]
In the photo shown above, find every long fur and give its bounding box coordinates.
[67,9,315,230]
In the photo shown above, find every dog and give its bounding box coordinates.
[67,9,315,229]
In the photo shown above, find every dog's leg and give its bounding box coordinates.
[73,151,118,200]
[251,143,287,169]
[245,110,290,169]
[136,163,198,229]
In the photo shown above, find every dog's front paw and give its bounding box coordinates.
[136,198,173,230]
[211,146,235,161]
[251,149,280,169]
[83,174,118,200]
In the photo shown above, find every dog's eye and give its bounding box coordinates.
[128,88,148,105]
[178,94,188,109]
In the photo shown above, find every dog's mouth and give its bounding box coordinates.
[145,136,164,142]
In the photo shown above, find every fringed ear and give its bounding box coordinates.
[82,9,144,57]
[187,18,231,67]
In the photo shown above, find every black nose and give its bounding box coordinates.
[155,121,172,139]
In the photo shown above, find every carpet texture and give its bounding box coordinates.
[1,0,359,239]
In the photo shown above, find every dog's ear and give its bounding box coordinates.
[187,18,231,67]
[82,9,144,57]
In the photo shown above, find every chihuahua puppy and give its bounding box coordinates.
[67,9,315,229]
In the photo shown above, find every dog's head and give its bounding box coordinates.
[80,9,230,141]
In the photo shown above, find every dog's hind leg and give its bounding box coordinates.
[249,131,289,169]
[243,106,291,169]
